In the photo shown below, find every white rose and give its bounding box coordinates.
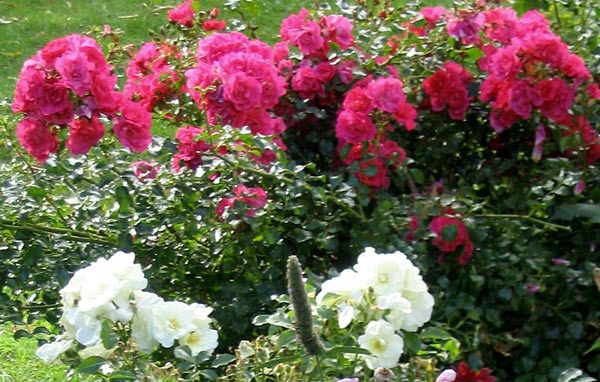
[358,319,404,369]
[147,301,197,348]
[384,290,434,332]
[354,248,412,297]
[316,269,366,328]
[176,303,218,356]
[106,251,148,309]
[131,291,164,353]
[36,336,73,364]
[62,307,103,347]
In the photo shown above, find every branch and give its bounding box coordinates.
[476,214,572,232]
[0,219,115,246]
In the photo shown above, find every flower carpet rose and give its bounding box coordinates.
[12,34,152,160]
[317,247,434,369]
[168,0,196,28]
[429,215,474,265]
[37,251,218,365]
[9,1,600,380]
[358,320,404,369]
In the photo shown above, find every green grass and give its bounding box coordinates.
[0,323,69,381]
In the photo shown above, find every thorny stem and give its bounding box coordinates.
[477,213,571,232]
[0,219,115,246]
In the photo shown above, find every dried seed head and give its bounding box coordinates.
[286,255,323,356]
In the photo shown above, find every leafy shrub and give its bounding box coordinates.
[1,0,600,381]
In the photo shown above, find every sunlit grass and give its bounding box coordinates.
[0,323,68,382]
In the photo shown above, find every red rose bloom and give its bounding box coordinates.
[454,362,496,382]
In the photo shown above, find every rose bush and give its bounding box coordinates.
[1,0,600,381]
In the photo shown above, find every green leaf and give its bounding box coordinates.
[558,368,583,382]
[13,329,31,340]
[76,356,106,374]
[115,185,132,213]
[108,370,137,380]
[420,327,453,340]
[403,332,423,354]
[101,320,118,349]
[26,186,46,198]
[585,337,600,355]
[211,353,236,367]
[409,168,425,184]
[326,346,371,357]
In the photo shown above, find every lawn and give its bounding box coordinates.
[0,323,69,381]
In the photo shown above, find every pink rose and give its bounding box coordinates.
[280,9,324,56]
[421,6,446,26]
[217,185,268,218]
[90,73,121,115]
[356,158,389,189]
[12,59,45,114]
[366,77,406,113]
[435,369,456,382]
[202,19,226,31]
[223,72,263,111]
[66,114,105,155]
[429,215,474,265]
[112,101,152,152]
[321,14,354,50]
[16,118,59,162]
[335,110,377,144]
[291,65,324,100]
[54,51,94,97]
[38,38,70,67]
[132,160,159,180]
[36,78,73,125]
[168,0,196,28]
[393,104,417,131]
[343,87,374,114]
[536,78,574,121]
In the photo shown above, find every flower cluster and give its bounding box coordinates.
[407,205,474,266]
[278,8,355,98]
[36,251,218,364]
[477,9,590,131]
[336,75,416,189]
[317,247,434,369]
[168,0,226,31]
[422,61,474,120]
[12,34,152,162]
[124,42,180,112]
[185,32,287,140]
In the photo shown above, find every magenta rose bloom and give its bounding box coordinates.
[54,51,94,97]
[223,72,263,111]
[66,114,105,155]
[112,101,152,152]
[366,77,406,113]
[168,0,196,28]
[429,216,474,265]
[343,87,374,114]
[16,118,59,162]
[132,160,159,181]
[321,14,354,50]
[335,110,377,145]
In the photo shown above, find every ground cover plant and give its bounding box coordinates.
[1,0,599,381]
